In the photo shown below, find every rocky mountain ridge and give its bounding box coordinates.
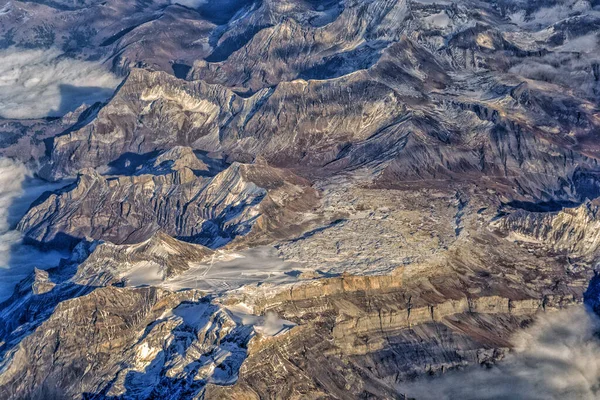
[2,0,600,398]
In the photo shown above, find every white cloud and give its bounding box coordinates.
[0,47,121,119]
[557,33,600,53]
[510,1,593,29]
[424,11,452,29]
[0,157,29,233]
[171,0,207,9]
[0,158,67,301]
[400,307,600,400]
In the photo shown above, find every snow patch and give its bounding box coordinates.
[424,11,451,29]
[160,246,302,293]
[226,303,296,337]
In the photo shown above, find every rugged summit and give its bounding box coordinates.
[20,147,319,248]
[2,0,600,399]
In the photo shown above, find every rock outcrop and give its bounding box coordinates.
[493,200,600,259]
[19,149,319,249]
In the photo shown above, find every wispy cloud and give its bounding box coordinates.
[0,158,67,301]
[171,0,208,9]
[0,158,28,230]
[0,47,121,119]
[400,307,600,400]
[510,0,595,29]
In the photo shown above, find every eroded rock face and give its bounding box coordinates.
[493,200,600,260]
[0,286,200,400]
[19,148,319,249]
[13,268,56,296]
[0,216,587,399]
[30,269,55,295]
[43,62,600,207]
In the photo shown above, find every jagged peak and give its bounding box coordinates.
[70,231,214,286]
[135,230,213,258]
[124,68,239,98]
[85,229,213,260]
[493,200,600,259]
[77,167,103,179]
[149,146,209,173]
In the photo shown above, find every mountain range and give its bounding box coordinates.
[1,0,600,398]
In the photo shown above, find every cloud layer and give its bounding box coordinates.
[0,158,67,301]
[510,0,596,29]
[171,0,208,9]
[400,307,600,400]
[0,48,120,119]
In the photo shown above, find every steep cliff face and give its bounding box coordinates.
[45,68,414,179]
[43,65,600,205]
[0,214,587,399]
[19,148,319,248]
[493,200,600,259]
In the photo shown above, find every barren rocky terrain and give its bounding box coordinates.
[1,0,600,399]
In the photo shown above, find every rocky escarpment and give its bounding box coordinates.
[0,219,587,400]
[207,268,582,399]
[44,61,600,206]
[201,188,593,398]
[0,182,596,399]
[19,147,320,249]
[493,200,600,260]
